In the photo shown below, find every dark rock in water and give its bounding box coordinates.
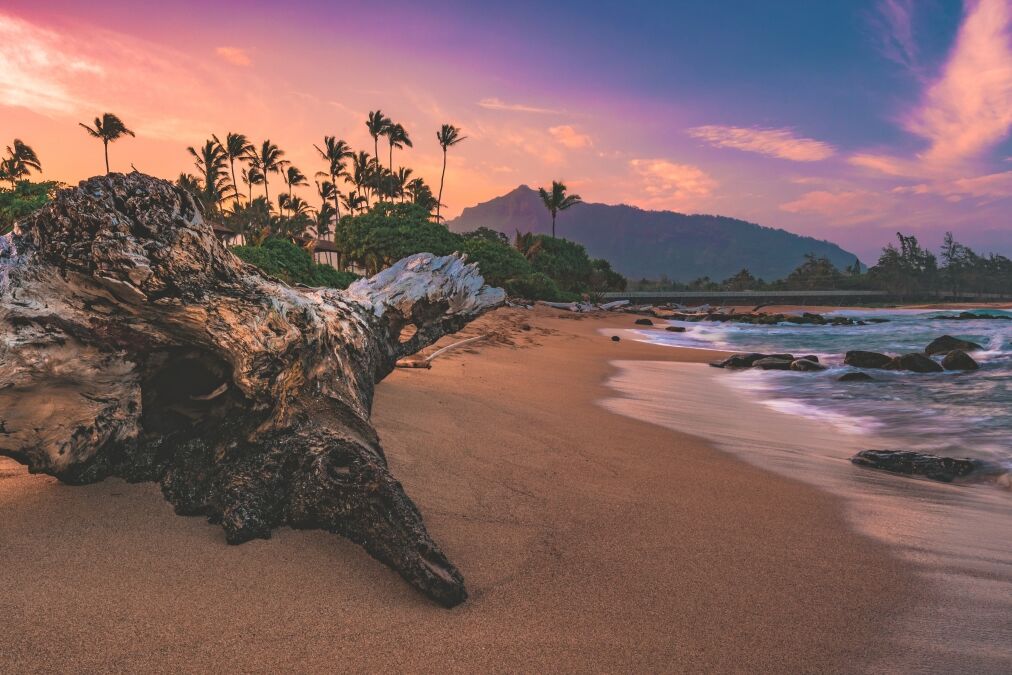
[851,450,986,483]
[611,335,620,342]
[665,325,686,332]
[890,352,943,373]
[766,353,796,361]
[801,355,820,363]
[753,357,793,370]
[865,318,891,323]
[710,352,766,369]
[942,349,979,371]
[925,334,983,355]
[634,318,654,326]
[790,358,825,372]
[856,320,867,326]
[938,312,1011,321]
[839,372,875,382]
[844,350,893,369]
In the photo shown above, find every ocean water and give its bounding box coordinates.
[642,309,1012,473]
[603,308,1012,671]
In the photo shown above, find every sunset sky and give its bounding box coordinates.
[2,0,1011,261]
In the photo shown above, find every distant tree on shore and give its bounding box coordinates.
[314,136,352,222]
[186,140,230,213]
[385,123,412,173]
[366,110,391,175]
[78,113,135,174]
[435,124,466,224]
[538,181,582,238]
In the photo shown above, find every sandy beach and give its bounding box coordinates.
[1,307,918,672]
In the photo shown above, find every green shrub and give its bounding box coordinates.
[504,272,566,301]
[529,236,594,293]
[458,237,532,287]
[232,238,358,288]
[0,181,61,234]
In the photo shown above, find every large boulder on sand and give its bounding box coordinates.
[925,335,983,355]
[844,350,893,369]
[941,349,979,371]
[889,352,943,373]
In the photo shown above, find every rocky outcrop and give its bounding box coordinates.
[942,349,979,371]
[925,335,983,355]
[851,450,999,484]
[937,312,1011,321]
[634,318,654,326]
[844,350,894,369]
[839,372,875,382]
[710,352,767,369]
[889,353,944,373]
[0,173,505,607]
[753,356,794,370]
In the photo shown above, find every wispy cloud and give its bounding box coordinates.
[549,125,592,149]
[904,0,1012,167]
[215,46,251,67]
[477,97,561,114]
[898,170,1012,201]
[867,0,922,77]
[629,158,717,205]
[779,189,890,224]
[688,125,835,161]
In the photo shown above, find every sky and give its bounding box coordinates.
[2,0,1011,262]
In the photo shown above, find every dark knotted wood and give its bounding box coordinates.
[0,173,504,607]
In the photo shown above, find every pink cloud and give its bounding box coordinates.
[549,125,592,149]
[688,125,835,162]
[868,0,921,76]
[779,189,891,225]
[215,46,252,67]
[477,97,560,114]
[629,158,717,207]
[899,170,1012,201]
[905,0,1012,166]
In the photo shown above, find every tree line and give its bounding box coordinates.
[631,232,1012,298]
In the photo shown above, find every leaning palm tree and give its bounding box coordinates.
[384,123,412,172]
[365,110,391,172]
[3,139,43,187]
[213,132,253,210]
[435,124,466,223]
[241,165,264,204]
[538,180,582,238]
[78,113,135,174]
[250,140,285,206]
[314,136,352,221]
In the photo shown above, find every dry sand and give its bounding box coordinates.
[0,307,916,672]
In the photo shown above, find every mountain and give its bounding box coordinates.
[447,185,861,282]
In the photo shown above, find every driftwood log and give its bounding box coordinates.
[0,173,505,607]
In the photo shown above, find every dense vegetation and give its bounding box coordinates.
[0,181,60,235]
[630,232,1012,298]
[232,238,358,288]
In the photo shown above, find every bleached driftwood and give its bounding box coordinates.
[0,173,505,607]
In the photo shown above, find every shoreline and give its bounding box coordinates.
[0,306,936,671]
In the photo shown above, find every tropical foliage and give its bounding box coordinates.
[79,113,135,174]
[231,238,357,288]
[538,180,582,238]
[0,180,61,235]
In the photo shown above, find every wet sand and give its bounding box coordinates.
[1,307,916,672]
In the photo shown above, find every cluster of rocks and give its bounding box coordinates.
[709,334,984,378]
[937,311,1010,321]
[844,335,982,374]
[710,352,825,372]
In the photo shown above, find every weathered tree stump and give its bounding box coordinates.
[0,173,505,607]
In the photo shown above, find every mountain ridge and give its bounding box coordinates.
[447,185,861,282]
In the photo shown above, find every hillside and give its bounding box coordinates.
[448,185,861,282]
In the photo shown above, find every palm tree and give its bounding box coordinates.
[316,180,338,238]
[2,140,42,187]
[213,132,253,210]
[78,113,135,174]
[175,173,203,203]
[538,180,582,238]
[241,165,264,203]
[366,110,391,172]
[187,140,230,212]
[350,151,374,207]
[435,124,466,223]
[281,165,308,216]
[385,123,412,173]
[395,167,413,202]
[251,140,284,207]
[314,136,352,221]
[514,230,544,260]
[341,190,367,215]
